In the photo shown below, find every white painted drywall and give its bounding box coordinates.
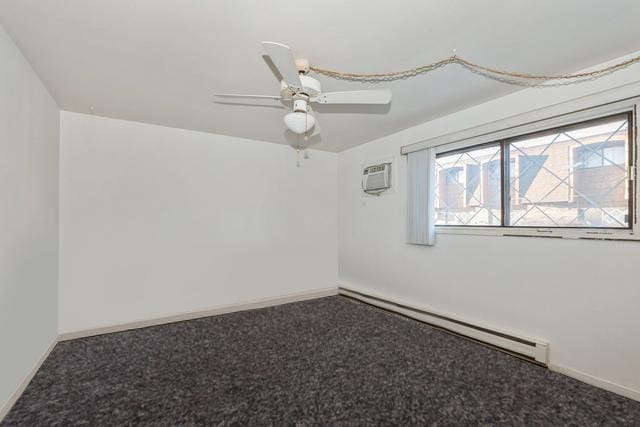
[59,112,338,333]
[338,53,640,396]
[0,26,59,411]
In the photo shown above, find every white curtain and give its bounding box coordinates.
[407,148,436,246]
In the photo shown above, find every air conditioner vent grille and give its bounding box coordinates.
[363,162,391,194]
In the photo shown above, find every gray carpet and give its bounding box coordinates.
[3,296,640,426]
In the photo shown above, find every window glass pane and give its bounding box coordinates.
[509,115,629,228]
[435,145,502,226]
[603,144,626,165]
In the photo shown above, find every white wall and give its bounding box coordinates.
[59,112,338,333]
[338,54,640,397]
[0,26,59,412]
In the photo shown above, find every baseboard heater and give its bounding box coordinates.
[339,287,549,365]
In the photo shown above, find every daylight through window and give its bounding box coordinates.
[435,113,633,229]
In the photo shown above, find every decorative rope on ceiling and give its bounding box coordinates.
[310,53,640,87]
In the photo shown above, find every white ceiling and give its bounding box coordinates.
[1,1,639,152]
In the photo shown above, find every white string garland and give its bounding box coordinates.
[310,53,640,87]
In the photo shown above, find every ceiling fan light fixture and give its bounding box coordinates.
[215,42,393,142]
[284,111,315,134]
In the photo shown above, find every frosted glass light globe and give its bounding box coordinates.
[284,112,315,134]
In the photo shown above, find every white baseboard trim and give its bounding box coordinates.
[549,363,640,402]
[0,337,58,422]
[1,287,339,422]
[340,283,640,403]
[339,285,548,364]
[4,284,637,423]
[59,287,339,341]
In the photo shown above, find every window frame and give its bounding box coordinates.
[430,99,638,241]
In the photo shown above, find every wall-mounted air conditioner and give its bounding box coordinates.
[362,163,391,195]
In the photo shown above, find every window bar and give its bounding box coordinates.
[501,140,511,227]
[630,110,637,227]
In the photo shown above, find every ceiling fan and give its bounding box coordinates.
[214,42,392,136]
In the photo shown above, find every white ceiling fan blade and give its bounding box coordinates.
[214,93,283,100]
[312,89,392,105]
[262,41,302,90]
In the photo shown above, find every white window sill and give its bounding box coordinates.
[436,226,640,241]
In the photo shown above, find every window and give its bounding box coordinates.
[444,167,462,185]
[435,112,633,229]
[574,141,625,169]
[435,144,502,226]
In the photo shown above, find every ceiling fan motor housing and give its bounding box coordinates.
[281,74,321,98]
[293,99,308,112]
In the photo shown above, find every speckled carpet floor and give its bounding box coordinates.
[3,296,640,426]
